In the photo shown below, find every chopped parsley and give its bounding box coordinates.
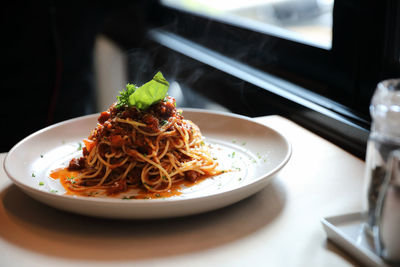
[116,83,137,108]
[228,151,236,158]
[66,176,76,184]
[39,182,44,186]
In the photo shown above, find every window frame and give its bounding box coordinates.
[139,0,400,158]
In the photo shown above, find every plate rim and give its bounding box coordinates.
[4,108,291,205]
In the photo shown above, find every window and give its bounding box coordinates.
[161,0,334,49]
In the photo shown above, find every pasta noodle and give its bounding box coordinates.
[63,96,221,196]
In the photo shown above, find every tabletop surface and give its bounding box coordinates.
[0,115,366,267]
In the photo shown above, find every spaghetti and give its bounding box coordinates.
[62,96,221,196]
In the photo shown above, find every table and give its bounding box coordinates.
[0,115,366,267]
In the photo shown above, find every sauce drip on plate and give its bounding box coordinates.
[50,167,213,199]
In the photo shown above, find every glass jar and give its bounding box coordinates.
[364,78,400,232]
[374,149,400,263]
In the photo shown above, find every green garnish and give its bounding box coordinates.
[67,176,76,184]
[39,182,44,186]
[77,142,82,151]
[116,83,137,108]
[50,189,58,193]
[160,120,168,126]
[32,173,36,177]
[116,71,169,110]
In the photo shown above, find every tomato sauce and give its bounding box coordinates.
[50,167,212,199]
[49,168,80,196]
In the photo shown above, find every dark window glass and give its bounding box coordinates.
[161,0,334,49]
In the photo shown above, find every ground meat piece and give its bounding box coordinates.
[82,147,89,156]
[127,168,141,185]
[98,111,110,124]
[135,134,146,147]
[185,170,201,182]
[109,135,124,148]
[142,114,159,132]
[132,135,151,155]
[154,96,176,119]
[120,107,140,120]
[68,157,86,170]
[107,179,127,195]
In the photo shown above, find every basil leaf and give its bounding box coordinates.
[128,72,169,110]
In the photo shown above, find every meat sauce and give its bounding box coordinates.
[53,96,210,199]
[83,96,182,158]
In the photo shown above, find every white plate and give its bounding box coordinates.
[4,109,291,219]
